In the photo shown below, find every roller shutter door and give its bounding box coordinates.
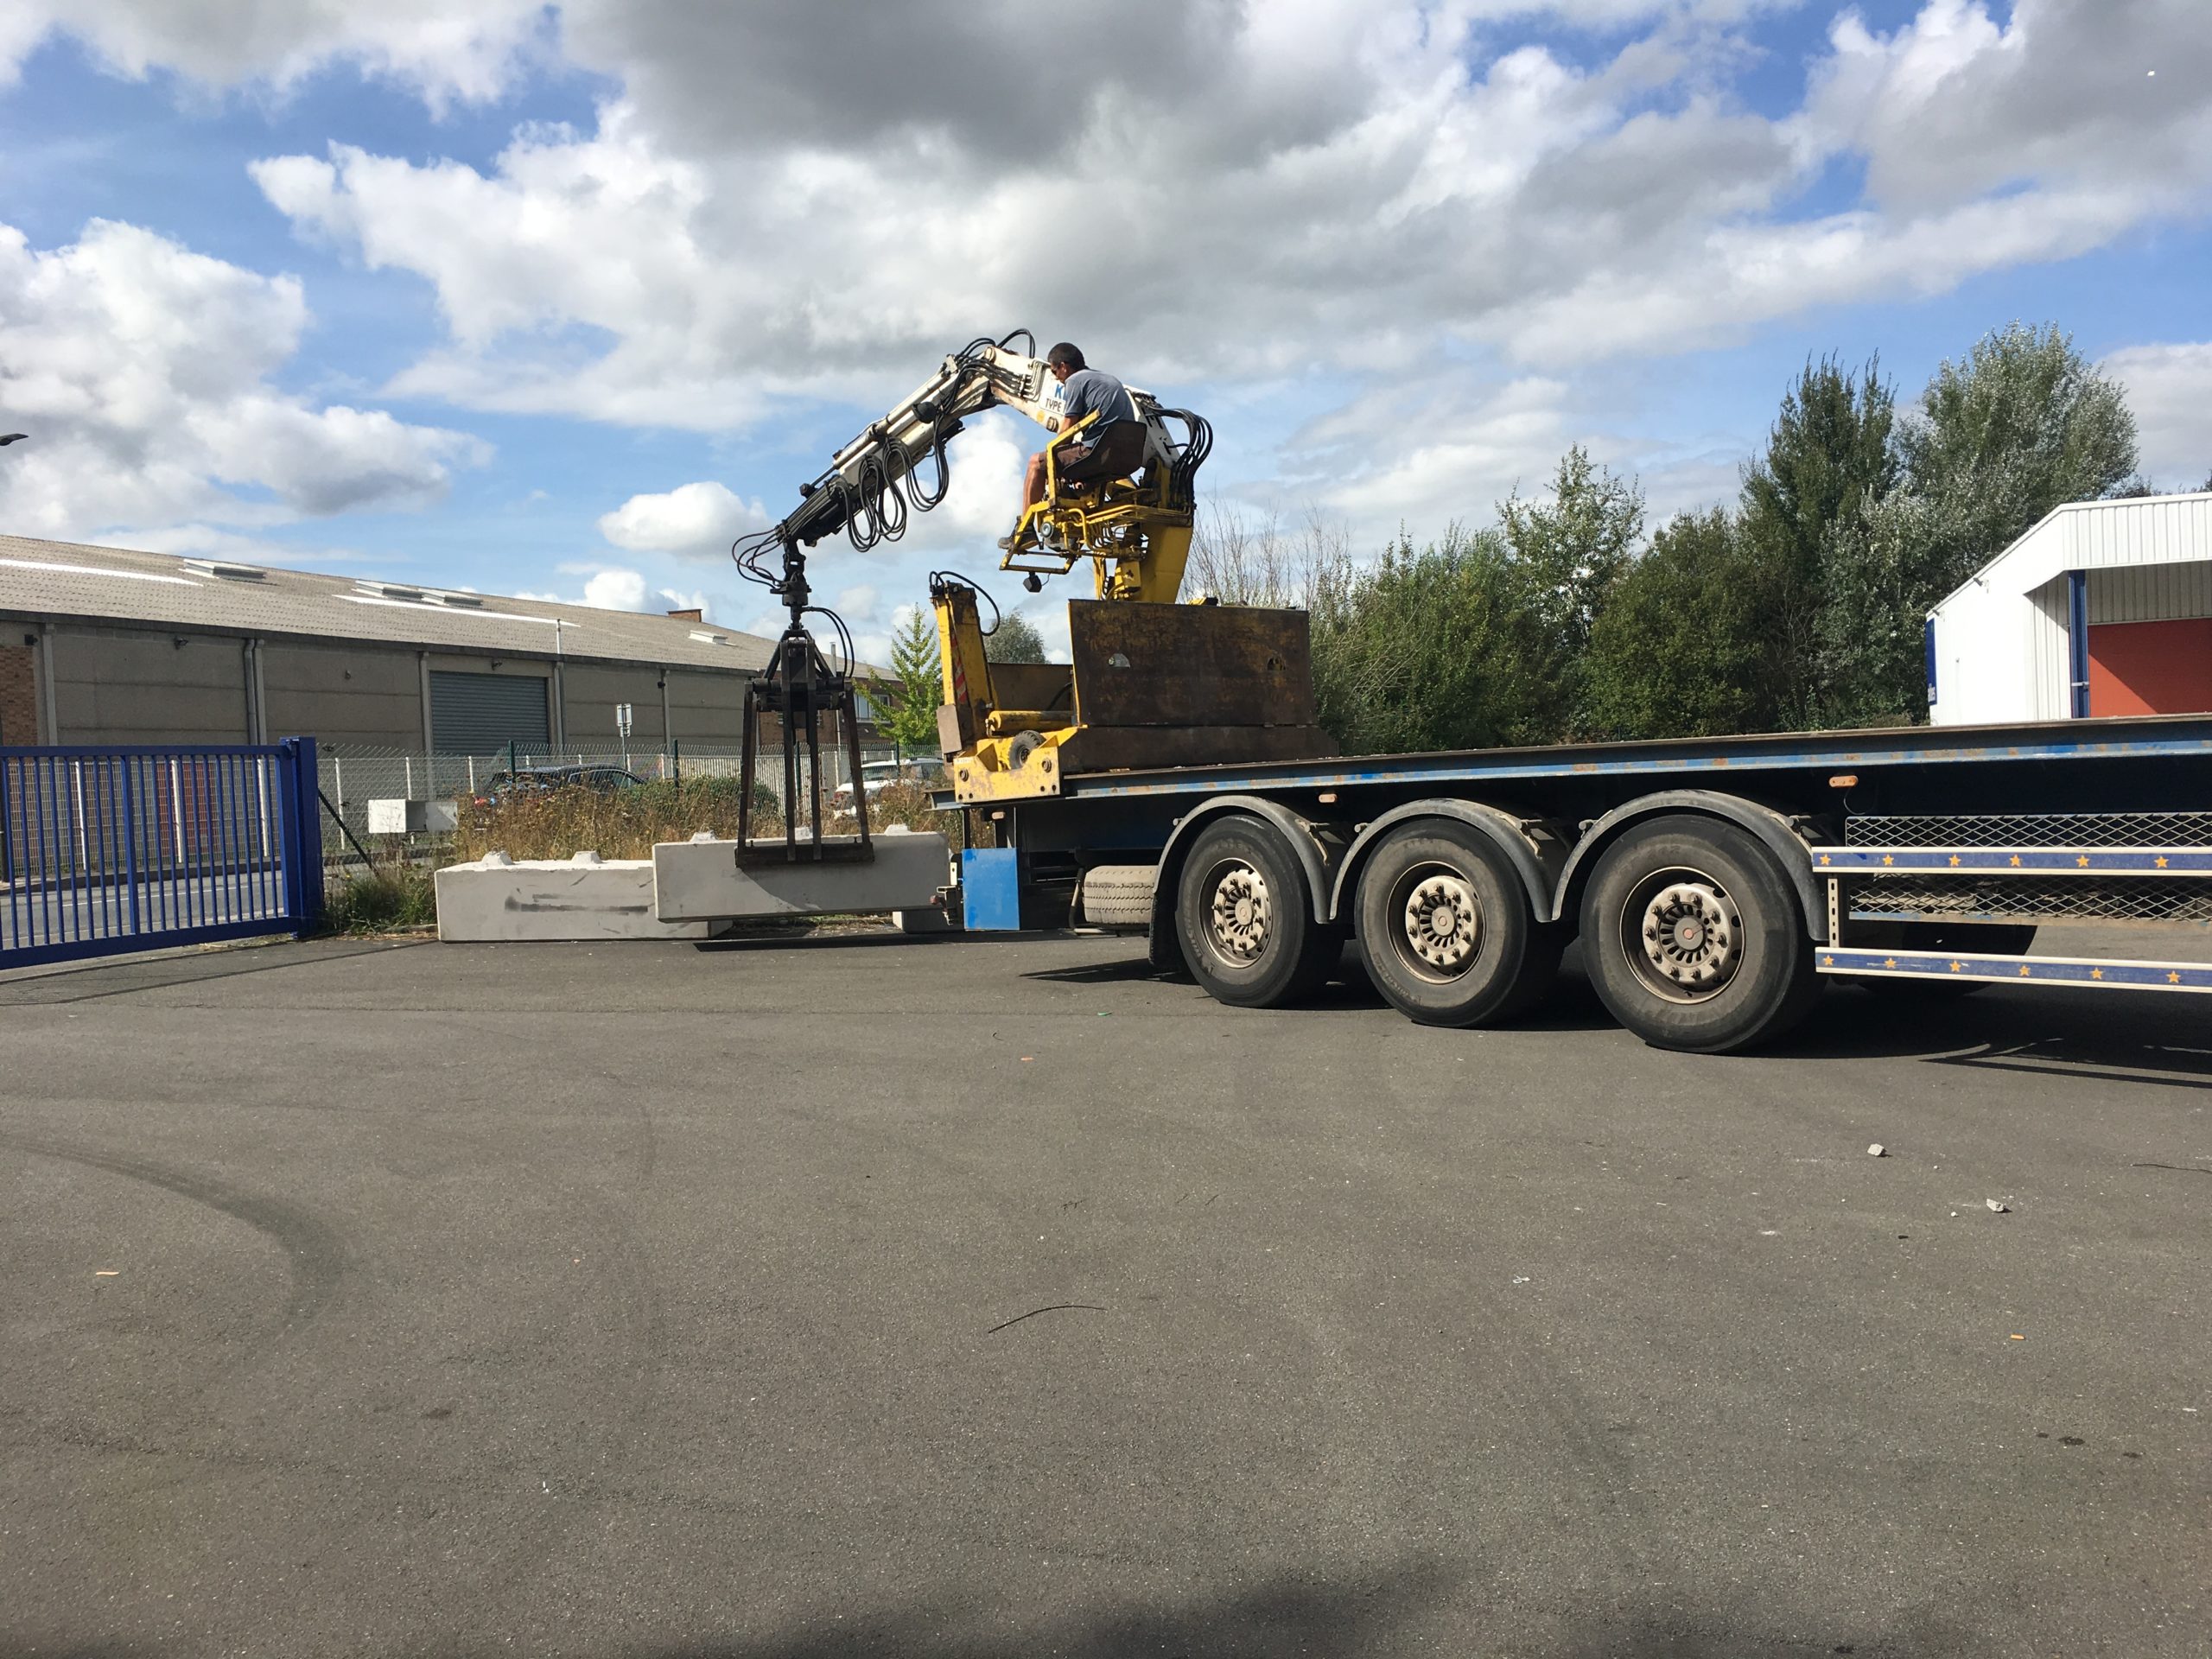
[2088,620,2212,716]
[429,671,550,752]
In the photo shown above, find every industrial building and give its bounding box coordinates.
[1927,492,2212,726]
[0,532,780,753]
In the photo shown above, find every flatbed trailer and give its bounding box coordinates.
[947,714,2212,1052]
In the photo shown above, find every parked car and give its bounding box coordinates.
[830,759,945,810]
[470,765,644,808]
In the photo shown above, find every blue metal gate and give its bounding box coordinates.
[0,738,325,969]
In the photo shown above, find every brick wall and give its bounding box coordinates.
[0,642,36,745]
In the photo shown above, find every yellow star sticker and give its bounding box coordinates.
[2090,968,2104,981]
[2018,965,2031,977]
[1818,853,1832,866]
[1948,960,1963,973]
[1821,955,1835,968]
[1948,855,1962,867]
[2076,855,2091,868]
[2155,855,2170,869]
[1883,957,1897,969]
[2009,854,2022,867]
[2170,971,2183,985]
[1882,854,1895,867]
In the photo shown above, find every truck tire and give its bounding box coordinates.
[1580,815,1819,1054]
[1355,819,1562,1027]
[1174,816,1339,1008]
[1080,863,1156,928]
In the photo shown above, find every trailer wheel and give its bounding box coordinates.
[1174,817,1338,1008]
[1355,820,1561,1027]
[1580,815,1818,1053]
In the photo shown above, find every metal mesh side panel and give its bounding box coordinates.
[1846,811,2212,849]
[1848,875,2212,924]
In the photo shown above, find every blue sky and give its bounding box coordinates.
[2,1,2208,664]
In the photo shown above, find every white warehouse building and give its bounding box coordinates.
[1927,492,2212,727]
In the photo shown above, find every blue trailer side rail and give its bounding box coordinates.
[1047,714,2212,804]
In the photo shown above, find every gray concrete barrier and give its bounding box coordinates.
[653,830,950,922]
[435,851,710,942]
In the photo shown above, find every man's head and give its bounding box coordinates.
[1046,341,1084,381]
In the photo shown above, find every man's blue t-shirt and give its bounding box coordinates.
[1058,367,1136,436]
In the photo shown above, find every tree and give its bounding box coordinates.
[1804,323,2141,728]
[1580,510,1779,740]
[983,607,1046,664]
[881,607,942,758]
[1740,355,1898,727]
[1309,526,1560,754]
[1189,505,1351,607]
[1895,321,2138,598]
[1498,446,1643,661]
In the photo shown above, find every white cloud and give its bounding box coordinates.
[521,564,721,620]
[581,568,647,612]
[597,480,772,560]
[242,0,2212,480]
[1801,0,2212,211]
[2104,340,2212,491]
[1,0,546,108]
[0,218,486,543]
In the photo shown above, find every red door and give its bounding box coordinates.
[2088,618,2212,716]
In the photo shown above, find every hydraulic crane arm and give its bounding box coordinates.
[739,331,1059,565]
[728,327,1234,821]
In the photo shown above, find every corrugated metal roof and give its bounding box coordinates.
[1930,492,2212,616]
[0,533,779,672]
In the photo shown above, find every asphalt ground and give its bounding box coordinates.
[2,931,2207,1658]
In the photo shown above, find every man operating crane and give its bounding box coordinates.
[1000,342,1147,551]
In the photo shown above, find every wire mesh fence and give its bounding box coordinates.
[315,741,927,868]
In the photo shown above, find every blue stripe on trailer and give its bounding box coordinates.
[1818,948,2212,992]
[1812,847,2212,876]
[1057,719,2212,801]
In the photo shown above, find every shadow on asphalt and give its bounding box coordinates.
[1021,933,2212,1081]
[0,936,411,1005]
[416,1562,1929,1659]
[1772,979,2212,1083]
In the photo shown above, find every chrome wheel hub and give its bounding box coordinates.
[1207,864,1271,963]
[1402,873,1481,972]
[1637,879,1741,998]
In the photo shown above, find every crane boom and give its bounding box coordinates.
[724,327,1321,830]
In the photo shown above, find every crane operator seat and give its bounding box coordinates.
[1055,419,1149,499]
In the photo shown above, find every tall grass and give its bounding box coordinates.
[454,777,969,863]
[325,864,438,932]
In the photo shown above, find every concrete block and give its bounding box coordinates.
[368,798,458,835]
[653,829,950,922]
[435,855,710,942]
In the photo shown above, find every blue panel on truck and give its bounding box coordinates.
[961,849,1024,931]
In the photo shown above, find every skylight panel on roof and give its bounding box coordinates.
[690,629,728,645]
[353,579,423,602]
[0,556,199,586]
[179,557,265,582]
